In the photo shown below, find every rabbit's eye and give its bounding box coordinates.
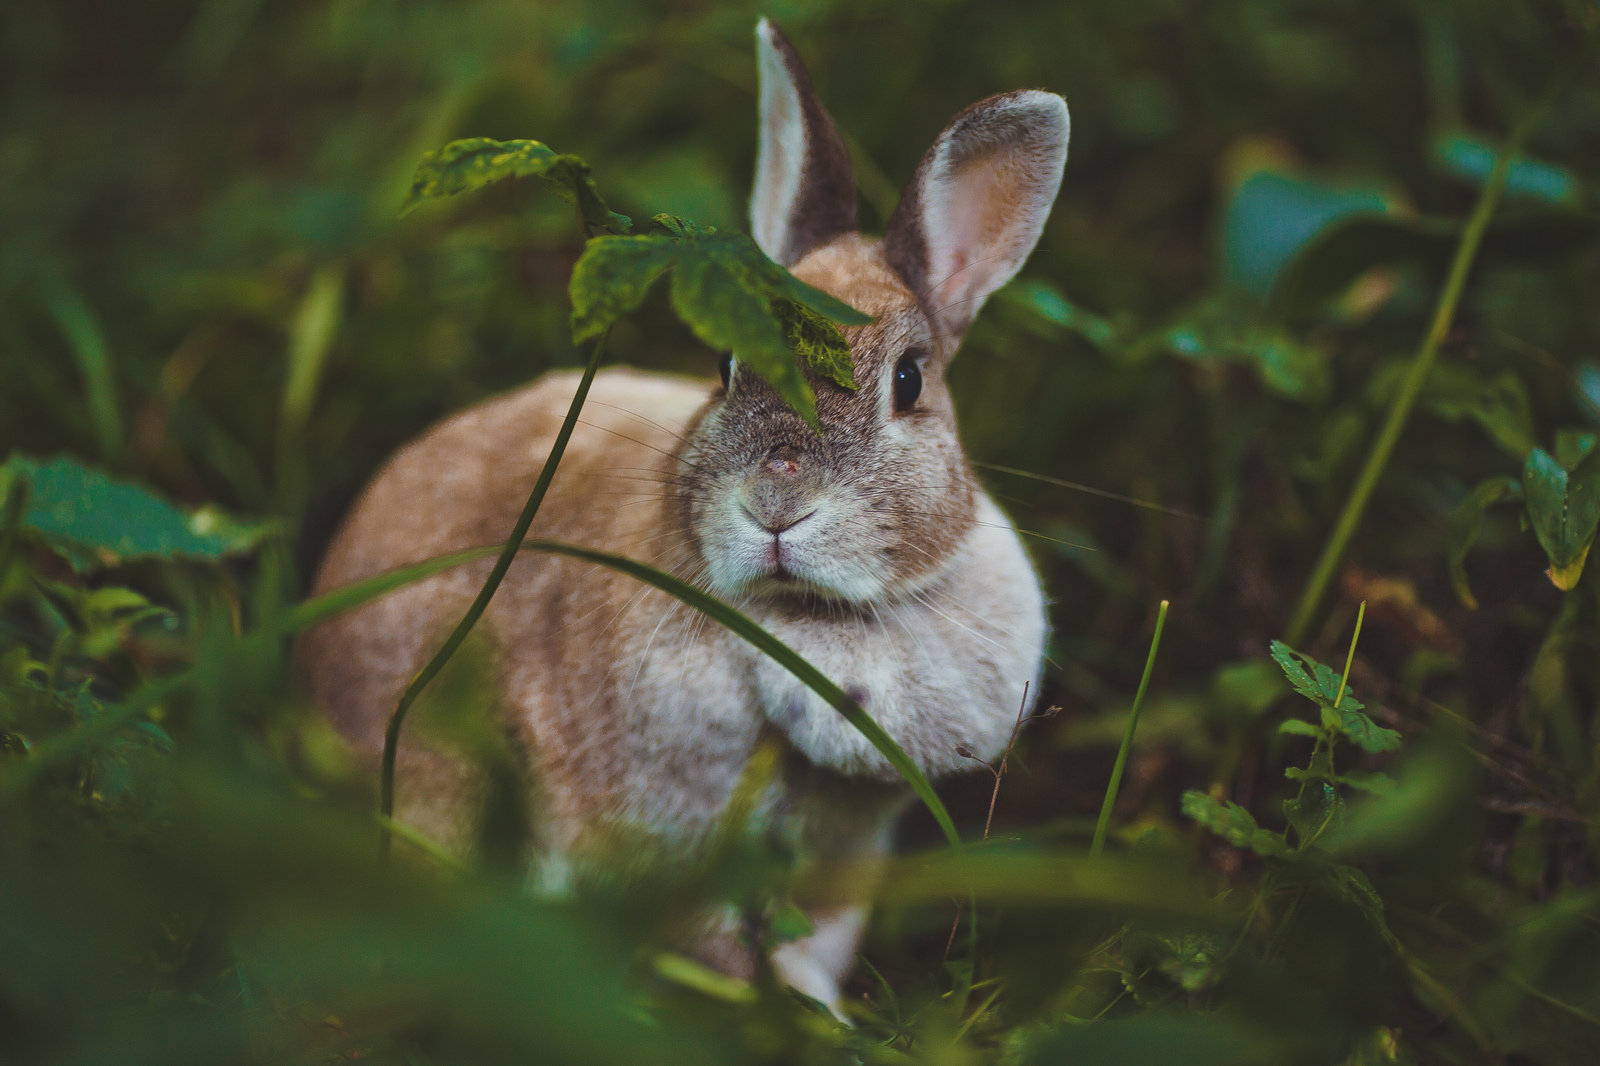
[718,354,732,388]
[893,353,923,412]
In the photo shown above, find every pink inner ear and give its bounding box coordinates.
[927,151,1022,316]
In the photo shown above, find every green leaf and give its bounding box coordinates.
[1269,640,1326,707]
[1269,640,1397,751]
[1367,360,1536,460]
[1554,428,1597,471]
[1447,477,1523,608]
[1181,790,1292,857]
[1283,781,1345,850]
[775,300,857,390]
[1269,207,1600,320]
[1337,709,1402,755]
[568,235,679,343]
[566,222,870,430]
[670,244,820,428]
[1158,294,1329,401]
[1337,770,1398,796]
[1523,446,1600,590]
[995,278,1118,349]
[1,454,275,573]
[1278,719,1322,738]
[400,137,631,235]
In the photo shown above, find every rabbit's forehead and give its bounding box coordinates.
[789,235,930,364]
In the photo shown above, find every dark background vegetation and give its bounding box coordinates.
[3,1,1600,1063]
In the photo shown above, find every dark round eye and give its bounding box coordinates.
[892,354,923,412]
[718,354,732,388]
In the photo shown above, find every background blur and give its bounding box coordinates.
[4,1,1600,1063]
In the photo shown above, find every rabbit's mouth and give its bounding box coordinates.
[698,492,893,604]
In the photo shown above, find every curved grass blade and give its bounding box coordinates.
[1091,599,1169,856]
[288,539,960,848]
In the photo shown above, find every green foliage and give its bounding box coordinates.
[402,137,632,235]
[6,1,1600,1063]
[1181,791,1294,857]
[1,454,273,573]
[1269,640,1401,754]
[570,216,868,429]
[1522,445,1600,589]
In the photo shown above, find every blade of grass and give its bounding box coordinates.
[275,262,345,517]
[293,533,961,849]
[379,325,612,858]
[1284,115,1534,645]
[42,279,123,464]
[1091,599,1169,857]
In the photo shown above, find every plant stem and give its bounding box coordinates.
[1336,600,1366,708]
[1091,599,1169,856]
[379,327,611,856]
[1284,119,1533,646]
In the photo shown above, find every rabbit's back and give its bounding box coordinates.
[301,368,724,850]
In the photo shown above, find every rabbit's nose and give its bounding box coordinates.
[741,445,820,532]
[764,444,804,478]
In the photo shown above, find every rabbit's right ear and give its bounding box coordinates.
[884,91,1069,345]
[750,19,857,267]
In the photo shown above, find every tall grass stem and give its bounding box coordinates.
[1284,118,1532,645]
[1091,599,1169,857]
[379,327,612,857]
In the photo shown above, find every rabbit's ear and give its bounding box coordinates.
[885,91,1069,343]
[750,18,857,267]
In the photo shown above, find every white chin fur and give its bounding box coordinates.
[701,494,891,603]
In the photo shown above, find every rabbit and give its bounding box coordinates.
[300,17,1068,1012]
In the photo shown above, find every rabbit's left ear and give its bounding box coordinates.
[750,18,857,267]
[885,91,1069,344]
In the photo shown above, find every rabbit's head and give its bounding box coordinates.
[676,19,1069,605]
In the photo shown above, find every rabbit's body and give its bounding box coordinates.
[303,19,1068,1009]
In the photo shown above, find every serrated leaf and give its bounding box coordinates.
[1180,790,1292,857]
[1523,446,1600,589]
[776,300,857,390]
[565,223,870,429]
[1338,709,1403,754]
[1269,641,1324,706]
[568,235,679,343]
[670,247,821,428]
[2,454,274,573]
[400,137,631,235]
[1447,476,1522,608]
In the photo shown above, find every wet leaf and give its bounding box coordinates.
[1523,446,1600,590]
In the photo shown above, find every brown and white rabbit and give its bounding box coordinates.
[301,18,1067,1009]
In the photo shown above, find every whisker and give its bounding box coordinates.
[973,461,1207,522]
